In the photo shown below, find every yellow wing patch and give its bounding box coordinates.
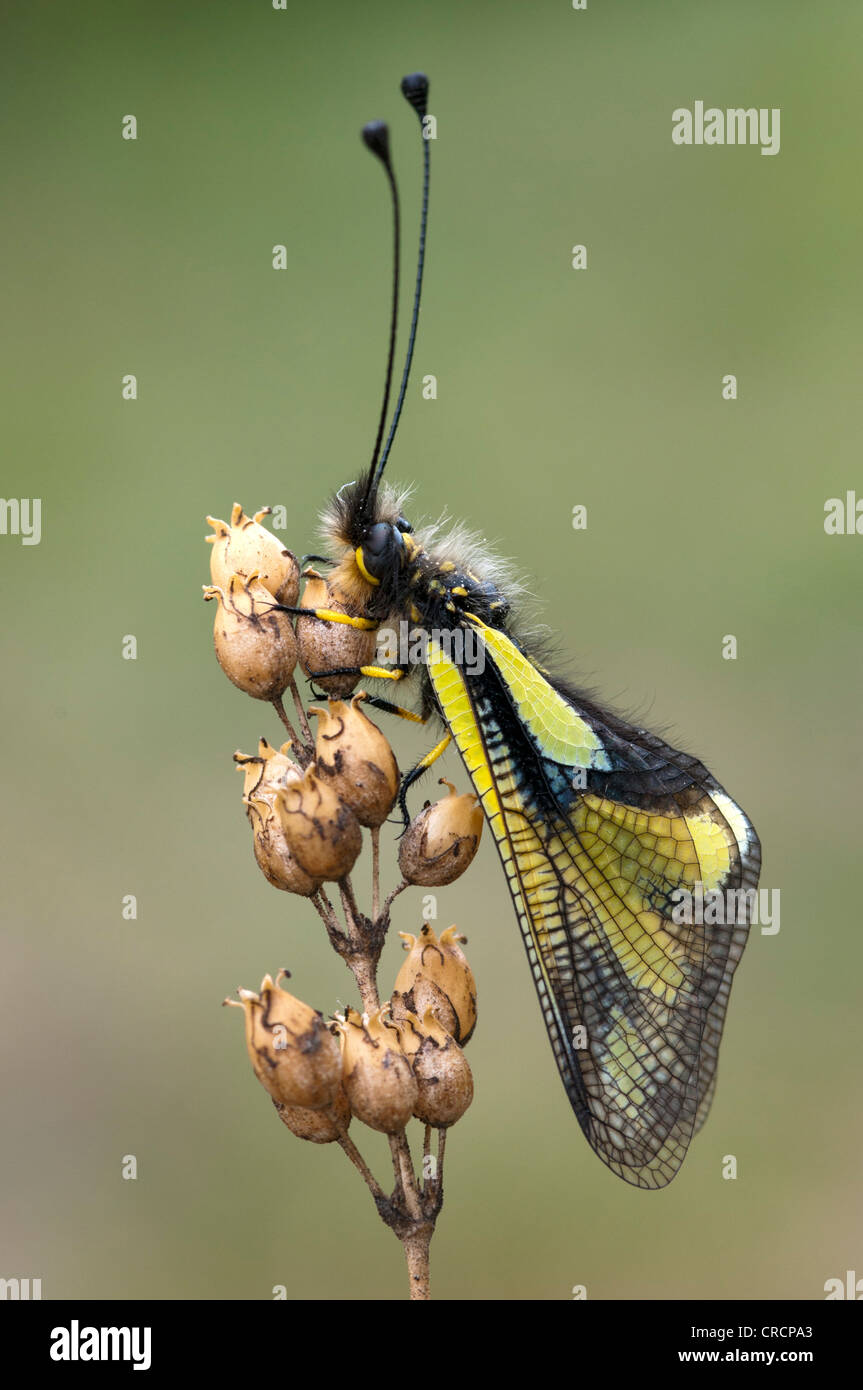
[426,632,758,1189]
[466,617,612,770]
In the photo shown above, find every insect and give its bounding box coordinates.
[286,73,761,1189]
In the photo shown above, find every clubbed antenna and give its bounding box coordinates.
[371,72,430,494]
[360,119,400,505]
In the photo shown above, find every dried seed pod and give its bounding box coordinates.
[335,1006,417,1135]
[275,765,362,881]
[394,924,477,1045]
[295,572,378,698]
[246,795,322,897]
[206,504,299,606]
[390,996,474,1128]
[224,971,342,1110]
[310,696,399,828]
[204,574,297,701]
[398,779,483,886]
[273,1084,351,1144]
[235,739,303,804]
[235,741,318,892]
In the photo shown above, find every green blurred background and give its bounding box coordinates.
[2,0,861,1300]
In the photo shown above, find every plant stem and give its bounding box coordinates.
[273,690,439,1300]
[339,875,362,932]
[288,676,314,747]
[436,1128,447,1192]
[402,1226,433,1301]
[336,877,380,1009]
[390,1133,421,1219]
[422,1124,432,1189]
[338,1133,385,1202]
[371,826,380,921]
[381,879,409,918]
[350,954,380,1012]
[271,694,301,749]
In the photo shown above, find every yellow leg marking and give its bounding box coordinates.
[356,693,425,724]
[418,733,452,770]
[313,608,378,631]
[358,665,406,681]
[388,705,425,724]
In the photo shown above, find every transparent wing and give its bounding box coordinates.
[426,627,760,1189]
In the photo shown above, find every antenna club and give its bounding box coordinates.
[400,72,429,118]
[362,120,391,162]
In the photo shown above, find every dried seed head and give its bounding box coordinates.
[206,504,299,606]
[236,743,319,891]
[273,1084,351,1144]
[204,573,297,701]
[246,795,323,897]
[389,996,474,1128]
[397,779,483,886]
[393,924,477,1045]
[296,572,378,698]
[224,971,342,1110]
[275,765,362,881]
[310,695,399,828]
[335,1006,417,1135]
[234,738,303,804]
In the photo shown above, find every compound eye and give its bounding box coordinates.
[364,522,391,556]
[358,522,395,581]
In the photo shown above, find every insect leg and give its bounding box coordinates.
[276,605,378,631]
[360,695,427,724]
[397,733,452,827]
[306,663,408,681]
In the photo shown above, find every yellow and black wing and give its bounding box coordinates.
[425,621,760,1189]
